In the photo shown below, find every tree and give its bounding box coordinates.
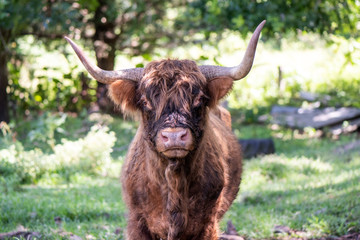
[3,0,358,123]
[0,0,179,122]
[78,0,174,112]
[0,32,9,123]
[0,0,42,123]
[0,0,83,123]
[176,0,360,40]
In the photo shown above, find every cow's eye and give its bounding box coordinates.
[193,94,202,107]
[141,98,152,110]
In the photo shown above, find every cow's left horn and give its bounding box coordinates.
[65,37,143,84]
[199,20,266,81]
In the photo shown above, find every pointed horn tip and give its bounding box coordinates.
[255,20,266,32]
[64,36,77,48]
[64,36,84,57]
[64,36,71,43]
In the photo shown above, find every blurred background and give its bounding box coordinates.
[0,1,360,239]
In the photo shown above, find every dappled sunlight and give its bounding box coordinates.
[240,155,334,193]
[1,1,360,238]
[226,147,360,238]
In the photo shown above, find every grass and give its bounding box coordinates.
[1,113,360,239]
[225,153,360,239]
[1,177,126,239]
[228,122,360,239]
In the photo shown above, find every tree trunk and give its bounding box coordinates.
[0,51,9,123]
[92,0,118,113]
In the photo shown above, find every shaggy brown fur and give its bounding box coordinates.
[109,59,242,240]
[212,106,232,129]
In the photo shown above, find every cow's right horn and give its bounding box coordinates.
[65,37,143,84]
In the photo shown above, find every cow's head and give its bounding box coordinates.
[65,21,265,160]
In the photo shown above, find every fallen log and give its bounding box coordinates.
[271,106,360,130]
[330,118,360,136]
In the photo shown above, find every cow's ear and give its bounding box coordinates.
[108,80,138,113]
[207,77,233,107]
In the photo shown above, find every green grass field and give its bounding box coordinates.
[1,114,359,239]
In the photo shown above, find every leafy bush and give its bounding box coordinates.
[7,54,97,119]
[0,142,46,192]
[0,124,116,192]
[27,112,67,149]
[49,125,116,177]
[315,77,360,108]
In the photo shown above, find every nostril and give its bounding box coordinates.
[180,130,188,141]
[161,132,169,142]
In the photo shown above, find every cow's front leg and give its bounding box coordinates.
[165,164,188,240]
[167,210,188,240]
[126,214,154,240]
[197,219,219,240]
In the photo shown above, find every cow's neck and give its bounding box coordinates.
[164,121,215,238]
[141,119,215,238]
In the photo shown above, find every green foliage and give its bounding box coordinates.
[0,0,82,44]
[177,0,360,39]
[7,58,98,117]
[0,117,117,191]
[215,33,360,123]
[316,77,360,108]
[0,0,42,34]
[72,0,181,54]
[50,124,116,176]
[0,142,43,192]
[27,112,67,149]
[3,0,360,124]
[2,0,183,123]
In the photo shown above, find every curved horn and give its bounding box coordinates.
[199,20,266,81]
[64,37,143,84]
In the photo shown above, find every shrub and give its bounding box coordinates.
[0,125,116,192]
[49,125,116,177]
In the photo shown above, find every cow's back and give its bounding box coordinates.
[211,105,232,129]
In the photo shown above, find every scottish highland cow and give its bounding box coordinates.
[65,20,265,240]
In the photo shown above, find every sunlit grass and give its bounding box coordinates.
[222,120,360,239]
[1,113,360,239]
[1,177,127,239]
[222,151,360,239]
